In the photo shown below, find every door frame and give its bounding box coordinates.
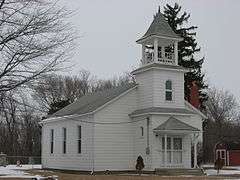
[161,136,183,166]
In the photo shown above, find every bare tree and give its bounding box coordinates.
[0,0,77,92]
[203,87,240,163]
[32,70,134,114]
[0,90,41,156]
[92,72,134,92]
[0,91,20,155]
[18,98,41,157]
[32,70,92,113]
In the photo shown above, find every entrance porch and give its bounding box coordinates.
[152,117,200,169]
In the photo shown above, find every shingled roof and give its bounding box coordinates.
[154,117,200,131]
[137,10,181,42]
[50,83,137,118]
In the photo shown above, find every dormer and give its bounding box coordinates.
[136,9,183,66]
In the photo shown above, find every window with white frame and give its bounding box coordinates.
[78,126,82,154]
[165,80,173,101]
[50,129,54,154]
[63,128,67,154]
[140,126,144,137]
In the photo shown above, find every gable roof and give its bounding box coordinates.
[50,83,137,118]
[153,117,200,131]
[137,11,181,42]
[129,107,194,117]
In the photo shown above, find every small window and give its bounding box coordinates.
[221,151,225,158]
[50,129,54,154]
[63,128,66,154]
[140,126,144,137]
[165,80,173,101]
[78,126,82,154]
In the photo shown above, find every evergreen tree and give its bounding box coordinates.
[163,3,207,108]
[135,155,145,175]
[48,99,71,115]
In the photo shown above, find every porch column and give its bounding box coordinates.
[161,46,165,59]
[174,41,178,65]
[164,134,167,167]
[194,139,197,168]
[154,38,158,62]
[193,133,199,168]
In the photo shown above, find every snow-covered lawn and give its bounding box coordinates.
[203,164,240,176]
[0,164,44,179]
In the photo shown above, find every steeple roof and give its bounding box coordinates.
[137,9,181,42]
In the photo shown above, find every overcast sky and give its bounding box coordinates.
[60,0,240,101]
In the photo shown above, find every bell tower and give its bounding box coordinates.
[136,8,182,66]
[132,9,187,109]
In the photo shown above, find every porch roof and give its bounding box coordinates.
[153,117,200,132]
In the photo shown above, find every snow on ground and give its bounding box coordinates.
[0,164,43,179]
[203,164,240,176]
[205,169,240,176]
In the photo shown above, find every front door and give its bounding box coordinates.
[162,137,183,166]
[216,149,226,165]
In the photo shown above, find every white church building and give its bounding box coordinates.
[41,10,206,172]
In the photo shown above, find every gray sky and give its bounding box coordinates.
[60,0,240,101]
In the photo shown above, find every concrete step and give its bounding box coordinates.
[155,168,204,176]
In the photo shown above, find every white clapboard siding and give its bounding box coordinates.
[93,88,137,171]
[135,70,154,109]
[135,68,185,109]
[41,115,94,171]
[132,116,151,169]
[152,69,185,108]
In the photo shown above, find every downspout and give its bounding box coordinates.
[91,116,95,174]
[146,117,150,169]
[146,117,150,154]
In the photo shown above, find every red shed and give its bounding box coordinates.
[215,141,240,166]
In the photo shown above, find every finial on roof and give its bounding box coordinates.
[153,6,161,19]
[136,6,182,43]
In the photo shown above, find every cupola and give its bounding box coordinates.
[136,8,183,66]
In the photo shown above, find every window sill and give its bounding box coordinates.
[165,100,175,103]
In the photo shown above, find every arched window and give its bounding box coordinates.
[165,80,173,101]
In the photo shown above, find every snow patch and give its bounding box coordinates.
[0,164,43,179]
[205,169,240,176]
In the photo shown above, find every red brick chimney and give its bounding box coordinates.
[189,81,200,109]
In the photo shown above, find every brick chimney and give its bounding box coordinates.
[189,81,200,109]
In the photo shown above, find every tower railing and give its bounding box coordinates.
[143,52,175,65]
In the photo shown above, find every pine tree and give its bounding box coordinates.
[163,3,208,108]
[48,99,71,115]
